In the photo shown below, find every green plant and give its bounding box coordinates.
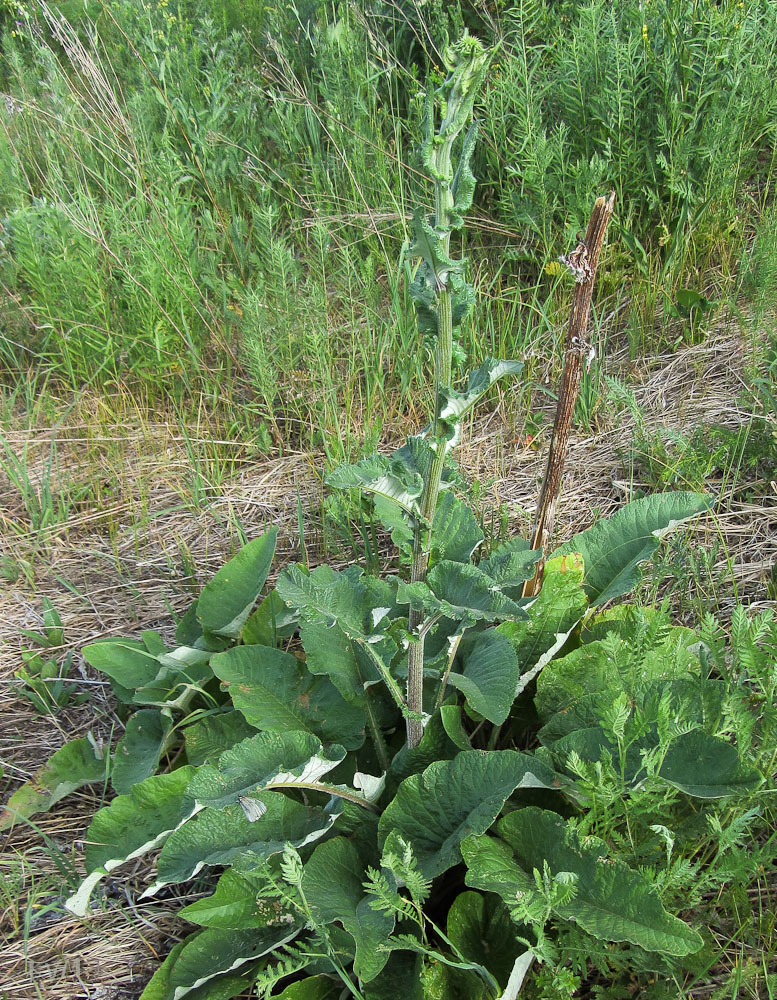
[16,598,89,714]
[5,34,766,1000]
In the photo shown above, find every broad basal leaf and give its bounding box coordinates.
[496,553,588,694]
[197,529,278,638]
[447,630,520,725]
[302,837,394,982]
[0,736,107,832]
[659,730,761,798]
[378,751,560,879]
[275,977,342,999]
[242,591,298,646]
[553,492,711,606]
[210,645,365,750]
[138,938,261,1000]
[186,731,345,808]
[148,793,342,894]
[112,709,173,794]
[180,869,293,930]
[161,925,301,1000]
[82,638,160,694]
[462,807,703,956]
[184,712,258,767]
[446,891,521,991]
[67,766,198,917]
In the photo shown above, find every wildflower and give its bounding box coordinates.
[544,259,562,276]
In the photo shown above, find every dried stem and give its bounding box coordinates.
[522,192,616,598]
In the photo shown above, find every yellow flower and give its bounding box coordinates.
[544,260,562,276]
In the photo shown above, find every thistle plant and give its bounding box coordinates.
[4,33,760,1000]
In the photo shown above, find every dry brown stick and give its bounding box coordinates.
[522,192,616,598]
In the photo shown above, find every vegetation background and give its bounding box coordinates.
[1,0,777,997]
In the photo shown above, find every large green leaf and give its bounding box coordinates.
[496,553,588,693]
[275,978,341,999]
[82,638,160,693]
[186,731,346,808]
[447,630,520,725]
[409,208,465,290]
[149,793,342,893]
[378,751,560,879]
[241,590,298,646]
[553,492,711,606]
[210,645,365,750]
[163,925,300,1000]
[179,869,290,930]
[183,713,258,767]
[438,359,523,437]
[197,529,278,638]
[397,562,527,628]
[478,539,541,596]
[302,837,394,982]
[300,620,380,703]
[112,709,172,794]
[326,453,424,515]
[446,891,521,991]
[430,491,484,565]
[659,730,762,798]
[138,938,259,1000]
[0,736,107,832]
[462,807,703,957]
[66,766,198,916]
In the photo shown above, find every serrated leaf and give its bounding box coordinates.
[210,645,365,751]
[149,793,342,894]
[302,837,394,982]
[554,493,711,606]
[398,561,527,628]
[659,730,762,798]
[450,121,479,227]
[378,751,560,879]
[179,869,291,930]
[438,360,524,437]
[0,736,107,832]
[112,709,172,794]
[496,553,588,693]
[447,630,520,725]
[462,807,703,956]
[184,713,258,767]
[197,529,278,638]
[326,454,423,515]
[478,539,541,595]
[409,209,464,290]
[430,491,484,565]
[66,767,198,916]
[186,731,345,809]
[165,926,301,1000]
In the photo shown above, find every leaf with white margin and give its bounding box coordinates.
[186,730,345,809]
[553,492,711,606]
[138,938,263,1000]
[161,925,301,1000]
[197,528,278,639]
[326,453,423,516]
[397,562,527,628]
[144,793,342,896]
[437,359,523,438]
[378,751,561,879]
[179,869,293,930]
[66,766,199,917]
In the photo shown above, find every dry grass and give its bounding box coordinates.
[1,315,775,998]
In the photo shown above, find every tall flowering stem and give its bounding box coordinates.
[405,36,491,747]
